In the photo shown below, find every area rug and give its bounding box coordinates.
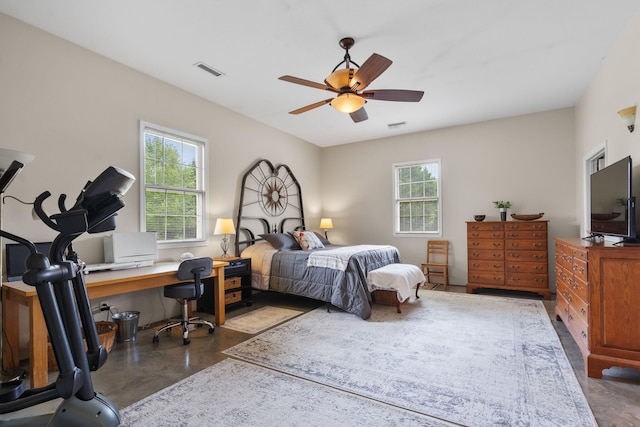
[221,305,303,334]
[224,292,598,427]
[120,358,453,426]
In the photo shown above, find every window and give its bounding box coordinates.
[393,159,441,236]
[140,122,207,247]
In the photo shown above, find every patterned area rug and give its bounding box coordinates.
[221,305,303,334]
[120,358,453,426]
[224,292,598,427]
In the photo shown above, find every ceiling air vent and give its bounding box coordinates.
[194,62,225,77]
[387,121,406,130]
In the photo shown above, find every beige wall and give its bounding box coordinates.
[575,9,640,236]
[320,109,578,288]
[0,14,320,330]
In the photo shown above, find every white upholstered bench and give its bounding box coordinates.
[366,263,425,313]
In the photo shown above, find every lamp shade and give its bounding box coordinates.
[319,218,333,229]
[618,106,636,132]
[330,93,365,113]
[214,218,236,235]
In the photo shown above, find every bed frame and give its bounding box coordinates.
[235,159,306,256]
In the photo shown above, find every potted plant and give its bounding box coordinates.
[493,200,511,221]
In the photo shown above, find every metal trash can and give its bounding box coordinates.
[112,311,140,342]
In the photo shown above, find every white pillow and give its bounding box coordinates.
[292,230,325,251]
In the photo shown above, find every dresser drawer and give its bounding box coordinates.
[505,239,547,250]
[556,267,569,290]
[468,260,504,271]
[572,248,588,262]
[505,273,548,288]
[569,291,589,323]
[468,230,504,239]
[224,276,242,290]
[468,249,504,260]
[556,291,570,320]
[505,230,547,239]
[468,240,504,250]
[505,222,547,231]
[567,303,589,349]
[506,250,547,262]
[468,271,505,285]
[572,257,587,282]
[224,291,242,305]
[468,222,504,232]
[506,262,547,274]
[571,275,588,302]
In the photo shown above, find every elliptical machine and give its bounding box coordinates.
[0,157,135,426]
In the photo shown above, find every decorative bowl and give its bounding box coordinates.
[591,212,621,221]
[473,215,486,222]
[511,213,544,221]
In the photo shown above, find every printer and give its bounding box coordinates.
[81,232,158,273]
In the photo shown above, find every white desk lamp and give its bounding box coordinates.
[214,218,236,258]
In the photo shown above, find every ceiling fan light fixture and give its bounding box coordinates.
[331,93,366,113]
[325,68,355,90]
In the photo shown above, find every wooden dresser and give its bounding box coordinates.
[555,238,640,378]
[466,220,550,299]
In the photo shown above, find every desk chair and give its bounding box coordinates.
[418,240,449,295]
[153,257,215,345]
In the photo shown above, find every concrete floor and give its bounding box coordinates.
[1,286,639,425]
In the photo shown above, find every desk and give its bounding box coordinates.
[2,260,227,388]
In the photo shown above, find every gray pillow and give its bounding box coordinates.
[259,233,301,250]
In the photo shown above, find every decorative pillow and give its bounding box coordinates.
[292,230,325,251]
[313,231,331,246]
[259,233,301,250]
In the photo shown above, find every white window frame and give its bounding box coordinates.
[393,159,442,237]
[583,141,607,238]
[139,121,208,248]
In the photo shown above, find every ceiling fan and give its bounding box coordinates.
[279,37,424,123]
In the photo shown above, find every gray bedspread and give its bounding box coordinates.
[269,245,400,319]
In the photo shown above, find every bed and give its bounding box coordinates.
[234,159,402,319]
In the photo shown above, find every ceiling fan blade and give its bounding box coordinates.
[279,75,338,93]
[350,53,393,91]
[350,107,368,123]
[289,98,333,114]
[361,89,424,102]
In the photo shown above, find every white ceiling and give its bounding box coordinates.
[1,1,639,147]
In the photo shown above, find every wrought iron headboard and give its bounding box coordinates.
[235,159,305,256]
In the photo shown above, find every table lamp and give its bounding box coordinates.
[319,218,333,240]
[214,218,236,258]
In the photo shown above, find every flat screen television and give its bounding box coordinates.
[589,155,637,242]
[5,241,52,282]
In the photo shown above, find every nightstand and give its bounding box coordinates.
[198,257,252,314]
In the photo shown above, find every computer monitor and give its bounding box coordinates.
[5,242,52,282]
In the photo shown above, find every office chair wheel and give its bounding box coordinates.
[183,338,190,345]
[152,335,159,344]
[208,327,214,334]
